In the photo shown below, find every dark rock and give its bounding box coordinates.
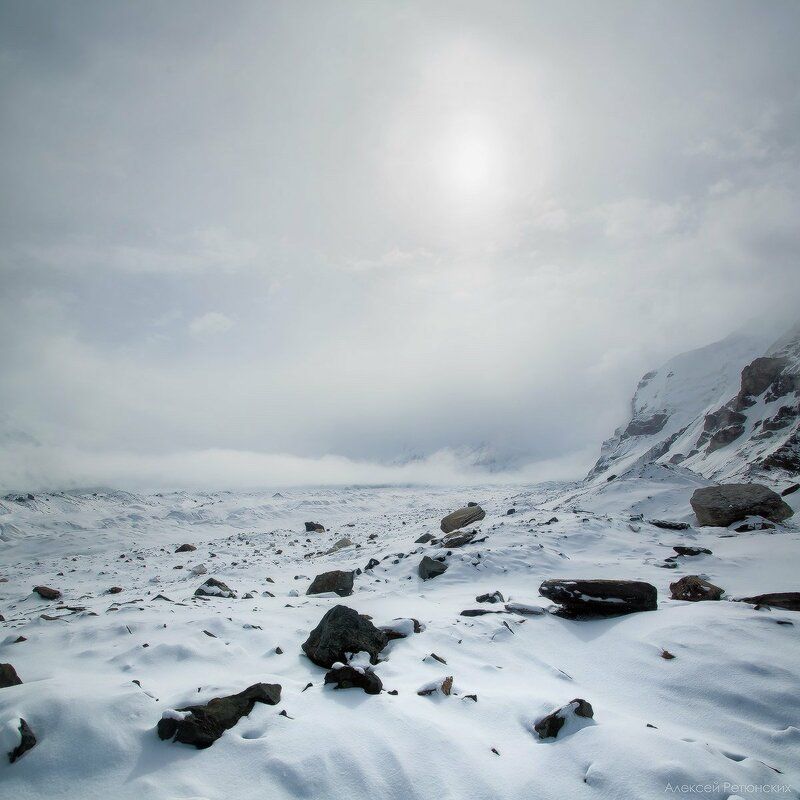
[738,592,800,611]
[7,718,36,763]
[506,508,516,515]
[707,424,745,452]
[623,412,669,438]
[670,575,724,601]
[760,431,800,472]
[301,605,389,668]
[106,586,123,594]
[534,699,593,739]
[418,556,448,580]
[364,558,380,571]
[539,579,657,617]
[661,650,675,660]
[648,519,690,530]
[690,484,793,527]
[33,586,61,600]
[673,546,712,556]
[460,609,505,617]
[440,506,485,534]
[782,483,800,497]
[157,682,281,748]
[194,578,236,598]
[324,665,382,694]
[304,522,325,533]
[307,570,354,597]
[762,405,797,432]
[0,663,22,687]
[441,529,476,548]
[476,591,505,604]
[415,533,435,544]
[735,520,775,532]
[736,356,788,409]
[175,544,196,553]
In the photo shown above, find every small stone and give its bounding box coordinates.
[534,699,593,739]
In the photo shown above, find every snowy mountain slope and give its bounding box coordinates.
[589,323,800,484]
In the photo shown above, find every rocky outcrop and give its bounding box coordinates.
[622,412,669,438]
[440,505,485,534]
[670,575,724,601]
[690,484,793,527]
[301,605,389,668]
[539,579,657,617]
[157,683,281,748]
[307,570,354,597]
[534,699,594,739]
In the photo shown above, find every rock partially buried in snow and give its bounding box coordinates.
[324,663,382,694]
[476,591,505,604]
[415,533,435,544]
[175,543,196,552]
[417,675,453,696]
[670,575,724,601]
[33,586,61,600]
[0,663,22,687]
[418,556,448,580]
[440,505,485,534]
[737,592,800,611]
[304,522,325,533]
[157,682,281,748]
[380,618,424,639]
[194,578,236,598]
[301,605,389,668]
[690,484,793,527]
[649,519,690,530]
[534,699,594,739]
[673,546,712,556]
[4,717,36,763]
[539,579,657,617]
[441,529,477,548]
[307,570,354,597]
[325,537,353,554]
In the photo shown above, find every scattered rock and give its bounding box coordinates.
[669,575,724,601]
[194,578,236,599]
[737,592,800,611]
[418,556,448,581]
[649,520,690,530]
[440,505,485,534]
[307,570,354,597]
[364,558,380,571]
[660,649,675,660]
[441,529,476,548]
[157,683,281,748]
[673,546,712,557]
[418,675,453,696]
[325,537,353,554]
[476,591,505,604]
[33,586,61,600]
[324,664,382,694]
[534,699,594,739]
[734,520,775,532]
[175,544,196,553]
[506,508,516,515]
[7,718,36,763]
[690,484,793,527]
[781,483,799,497]
[0,663,22,687]
[380,618,423,639]
[539,579,657,617]
[301,605,389,668]
[106,587,123,594]
[304,522,325,533]
[460,608,505,617]
[415,533,435,544]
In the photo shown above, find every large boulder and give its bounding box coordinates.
[738,592,800,611]
[539,579,657,617]
[670,575,724,601]
[301,605,389,668]
[157,683,281,748]
[440,505,485,534]
[307,570,354,597]
[0,664,22,688]
[418,556,448,580]
[690,484,793,527]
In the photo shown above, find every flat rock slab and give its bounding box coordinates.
[302,605,389,668]
[440,506,485,534]
[307,570,354,597]
[539,579,657,617]
[738,592,800,611]
[158,682,281,748]
[690,484,793,527]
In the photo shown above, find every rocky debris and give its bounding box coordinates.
[534,699,594,739]
[194,578,236,599]
[0,663,22,688]
[673,546,712,556]
[690,484,793,527]
[415,533,435,544]
[539,579,657,617]
[738,592,800,611]
[33,586,61,600]
[440,505,485,534]
[307,570,354,597]
[305,522,325,532]
[506,508,516,515]
[418,556,448,580]
[670,575,724,601]
[476,591,505,604]
[324,663,382,694]
[441,529,476,548]
[7,718,36,763]
[734,519,775,532]
[380,618,423,639]
[157,683,281,748]
[781,483,800,496]
[649,519,690,531]
[364,558,380,571]
[325,537,353,554]
[301,605,389,668]
[418,676,453,696]
[175,543,196,553]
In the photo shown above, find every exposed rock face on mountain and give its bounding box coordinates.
[588,323,800,483]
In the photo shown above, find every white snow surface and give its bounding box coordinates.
[0,482,798,799]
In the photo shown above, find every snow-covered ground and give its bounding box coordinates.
[1,477,798,799]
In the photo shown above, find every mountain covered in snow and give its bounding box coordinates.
[589,322,800,485]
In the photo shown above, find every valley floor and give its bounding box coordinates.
[1,473,799,799]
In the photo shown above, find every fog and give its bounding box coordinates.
[1,1,799,489]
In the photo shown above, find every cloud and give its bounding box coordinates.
[188,311,234,337]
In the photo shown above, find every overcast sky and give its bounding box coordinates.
[1,0,799,489]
